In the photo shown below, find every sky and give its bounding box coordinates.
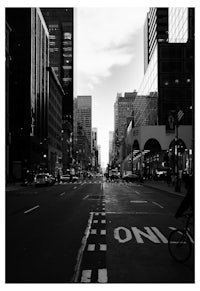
[75,7,149,169]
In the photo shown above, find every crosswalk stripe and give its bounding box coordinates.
[98,269,108,283]
[81,270,92,282]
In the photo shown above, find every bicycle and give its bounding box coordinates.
[168,212,194,263]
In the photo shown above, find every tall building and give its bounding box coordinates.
[48,67,63,175]
[133,93,158,127]
[109,131,114,164]
[6,8,49,180]
[138,8,194,127]
[98,145,101,168]
[114,91,137,142]
[76,96,92,150]
[92,128,99,170]
[41,8,74,122]
[144,8,168,73]
[6,21,12,181]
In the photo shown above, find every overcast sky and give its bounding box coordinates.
[75,7,149,168]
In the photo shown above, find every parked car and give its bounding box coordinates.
[60,174,71,182]
[34,173,52,186]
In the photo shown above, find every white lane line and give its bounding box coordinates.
[24,205,40,214]
[135,190,141,195]
[83,195,89,200]
[101,220,106,224]
[73,186,77,189]
[130,200,148,203]
[81,270,92,283]
[93,220,98,223]
[72,212,94,283]
[152,201,164,209]
[99,244,107,251]
[98,269,108,283]
[87,244,95,251]
[59,192,65,196]
[101,229,106,235]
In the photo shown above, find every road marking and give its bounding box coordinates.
[73,186,77,189]
[152,201,164,208]
[100,244,107,251]
[114,227,132,243]
[131,227,161,243]
[151,227,168,243]
[106,211,169,215]
[87,244,95,251]
[114,226,168,244]
[81,270,92,283]
[59,192,65,196]
[72,212,94,282]
[101,220,106,224]
[135,190,141,195]
[24,205,40,214]
[93,220,98,223]
[98,269,108,283]
[169,227,194,243]
[101,229,106,235]
[130,200,148,203]
[83,195,89,200]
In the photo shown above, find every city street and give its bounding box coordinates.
[6,177,194,283]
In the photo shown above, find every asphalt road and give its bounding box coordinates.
[5,178,194,283]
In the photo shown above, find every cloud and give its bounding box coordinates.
[76,7,148,90]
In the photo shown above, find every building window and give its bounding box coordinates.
[63,32,72,40]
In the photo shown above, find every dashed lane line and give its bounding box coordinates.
[24,205,40,214]
[152,201,164,209]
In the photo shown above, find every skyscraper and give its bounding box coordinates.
[109,131,114,164]
[114,91,137,142]
[41,8,74,121]
[76,96,92,150]
[139,8,194,127]
[144,8,168,73]
[6,8,49,179]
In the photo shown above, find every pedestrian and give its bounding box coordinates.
[57,171,60,183]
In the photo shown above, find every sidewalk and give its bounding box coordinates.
[142,180,186,196]
[6,182,34,192]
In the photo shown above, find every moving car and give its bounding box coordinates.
[34,173,52,186]
[60,174,71,182]
[72,175,79,182]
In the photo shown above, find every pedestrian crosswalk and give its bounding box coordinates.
[59,181,102,185]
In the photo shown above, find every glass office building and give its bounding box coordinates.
[41,8,74,121]
[138,8,194,127]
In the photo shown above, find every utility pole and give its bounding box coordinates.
[175,122,180,192]
[175,109,184,192]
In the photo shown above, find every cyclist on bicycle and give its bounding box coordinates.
[175,174,194,218]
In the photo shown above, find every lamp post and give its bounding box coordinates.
[175,114,180,192]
